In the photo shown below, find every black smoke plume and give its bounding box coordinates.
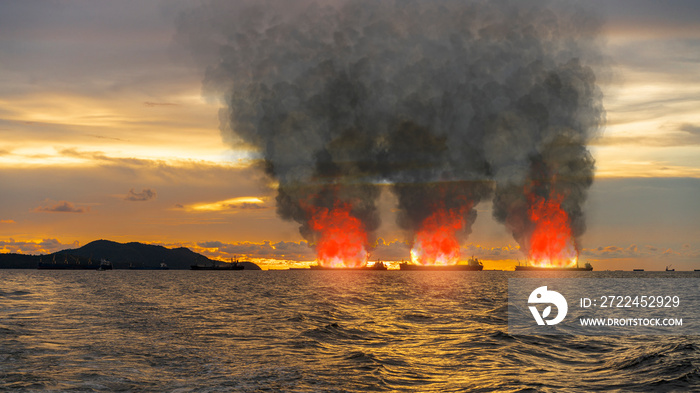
[176,0,605,257]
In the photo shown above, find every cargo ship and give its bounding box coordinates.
[307,261,387,270]
[191,257,244,270]
[399,257,484,271]
[514,262,593,271]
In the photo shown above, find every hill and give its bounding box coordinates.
[0,240,261,270]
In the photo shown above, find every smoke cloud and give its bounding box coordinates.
[177,0,605,259]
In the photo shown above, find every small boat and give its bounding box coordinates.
[98,258,113,271]
[665,265,675,272]
[633,269,645,272]
[399,257,484,271]
[514,262,593,271]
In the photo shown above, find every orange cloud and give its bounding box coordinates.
[184,197,267,212]
[0,238,79,254]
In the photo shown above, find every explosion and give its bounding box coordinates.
[308,203,369,268]
[410,207,467,266]
[527,190,578,267]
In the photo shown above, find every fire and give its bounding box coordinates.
[308,203,368,268]
[527,190,578,267]
[410,207,466,265]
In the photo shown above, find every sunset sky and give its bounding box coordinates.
[1,1,699,270]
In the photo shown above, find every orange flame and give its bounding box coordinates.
[527,190,578,267]
[410,207,466,266]
[308,203,368,268]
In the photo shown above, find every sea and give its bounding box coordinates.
[1,270,698,392]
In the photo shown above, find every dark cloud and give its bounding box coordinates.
[35,201,88,213]
[198,241,225,248]
[178,0,605,261]
[125,188,157,202]
[236,202,266,210]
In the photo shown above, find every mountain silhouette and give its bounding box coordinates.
[0,239,261,270]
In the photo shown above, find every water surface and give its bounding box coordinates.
[1,270,698,391]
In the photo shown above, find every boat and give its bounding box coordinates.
[665,265,675,272]
[98,258,113,271]
[514,261,593,271]
[399,257,484,271]
[190,257,244,270]
[308,261,388,270]
[633,269,645,272]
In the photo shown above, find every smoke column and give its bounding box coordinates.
[177,0,604,266]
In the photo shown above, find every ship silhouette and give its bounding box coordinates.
[399,257,484,271]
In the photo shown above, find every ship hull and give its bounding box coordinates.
[514,266,593,271]
[399,264,483,271]
[308,265,387,271]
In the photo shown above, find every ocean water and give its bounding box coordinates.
[1,270,698,392]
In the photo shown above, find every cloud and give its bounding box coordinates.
[198,241,225,248]
[185,196,268,212]
[86,133,127,142]
[193,240,315,261]
[582,243,700,260]
[593,123,700,147]
[680,123,700,137]
[124,188,157,202]
[0,219,15,224]
[56,148,256,175]
[35,201,88,213]
[190,239,526,263]
[0,238,79,254]
[143,102,179,107]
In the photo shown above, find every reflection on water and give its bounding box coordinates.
[0,270,698,391]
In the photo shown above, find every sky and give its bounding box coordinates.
[1,0,699,270]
